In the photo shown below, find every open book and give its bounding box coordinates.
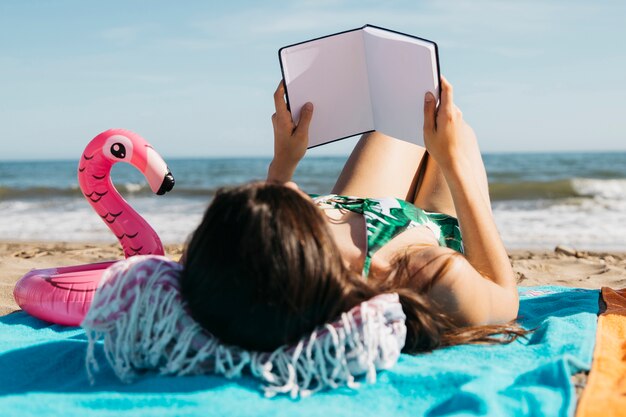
[279,25,440,148]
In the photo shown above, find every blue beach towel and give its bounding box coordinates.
[0,286,598,417]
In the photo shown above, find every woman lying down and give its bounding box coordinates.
[82,77,526,397]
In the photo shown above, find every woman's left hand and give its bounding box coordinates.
[267,81,314,183]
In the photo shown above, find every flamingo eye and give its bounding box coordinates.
[110,143,126,159]
[103,135,134,162]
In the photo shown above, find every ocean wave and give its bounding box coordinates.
[0,185,220,200]
[489,179,576,200]
[0,186,83,200]
[3,179,626,249]
[571,178,626,200]
[3,177,626,203]
[3,193,625,250]
[490,178,626,201]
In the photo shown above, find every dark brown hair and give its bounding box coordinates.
[180,182,526,353]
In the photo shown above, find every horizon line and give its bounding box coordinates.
[2,148,626,163]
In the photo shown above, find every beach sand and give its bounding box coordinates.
[0,242,184,316]
[2,241,625,316]
[1,241,625,400]
[2,241,625,315]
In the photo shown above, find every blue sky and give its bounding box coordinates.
[0,0,624,160]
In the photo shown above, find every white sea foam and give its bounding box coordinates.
[2,176,626,251]
[0,197,204,244]
[494,196,626,250]
[123,183,145,194]
[486,177,626,250]
[571,178,626,200]
[3,196,624,251]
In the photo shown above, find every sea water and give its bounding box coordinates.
[1,153,625,251]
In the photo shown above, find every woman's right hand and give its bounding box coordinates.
[267,81,314,184]
[422,77,477,172]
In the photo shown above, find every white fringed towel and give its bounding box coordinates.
[81,255,406,398]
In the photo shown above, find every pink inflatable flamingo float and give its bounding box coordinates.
[13,129,175,326]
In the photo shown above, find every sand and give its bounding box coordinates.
[2,241,624,317]
[0,241,184,316]
[2,241,625,316]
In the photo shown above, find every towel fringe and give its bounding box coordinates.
[81,255,406,397]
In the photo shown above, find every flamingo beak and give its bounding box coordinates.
[145,147,175,195]
[157,171,175,195]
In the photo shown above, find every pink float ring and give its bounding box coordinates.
[13,129,175,326]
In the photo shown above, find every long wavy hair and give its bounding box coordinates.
[180,182,526,353]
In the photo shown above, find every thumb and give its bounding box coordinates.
[423,92,436,134]
[294,102,314,136]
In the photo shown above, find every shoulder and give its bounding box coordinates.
[400,246,519,326]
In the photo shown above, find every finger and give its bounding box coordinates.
[423,92,436,133]
[273,80,290,119]
[294,102,314,137]
[439,76,454,113]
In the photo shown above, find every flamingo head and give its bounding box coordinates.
[83,129,175,195]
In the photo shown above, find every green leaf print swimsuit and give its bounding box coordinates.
[310,194,464,277]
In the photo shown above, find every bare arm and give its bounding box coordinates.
[420,78,518,323]
[423,78,515,290]
[266,81,314,184]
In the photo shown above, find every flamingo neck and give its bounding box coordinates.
[80,158,164,258]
